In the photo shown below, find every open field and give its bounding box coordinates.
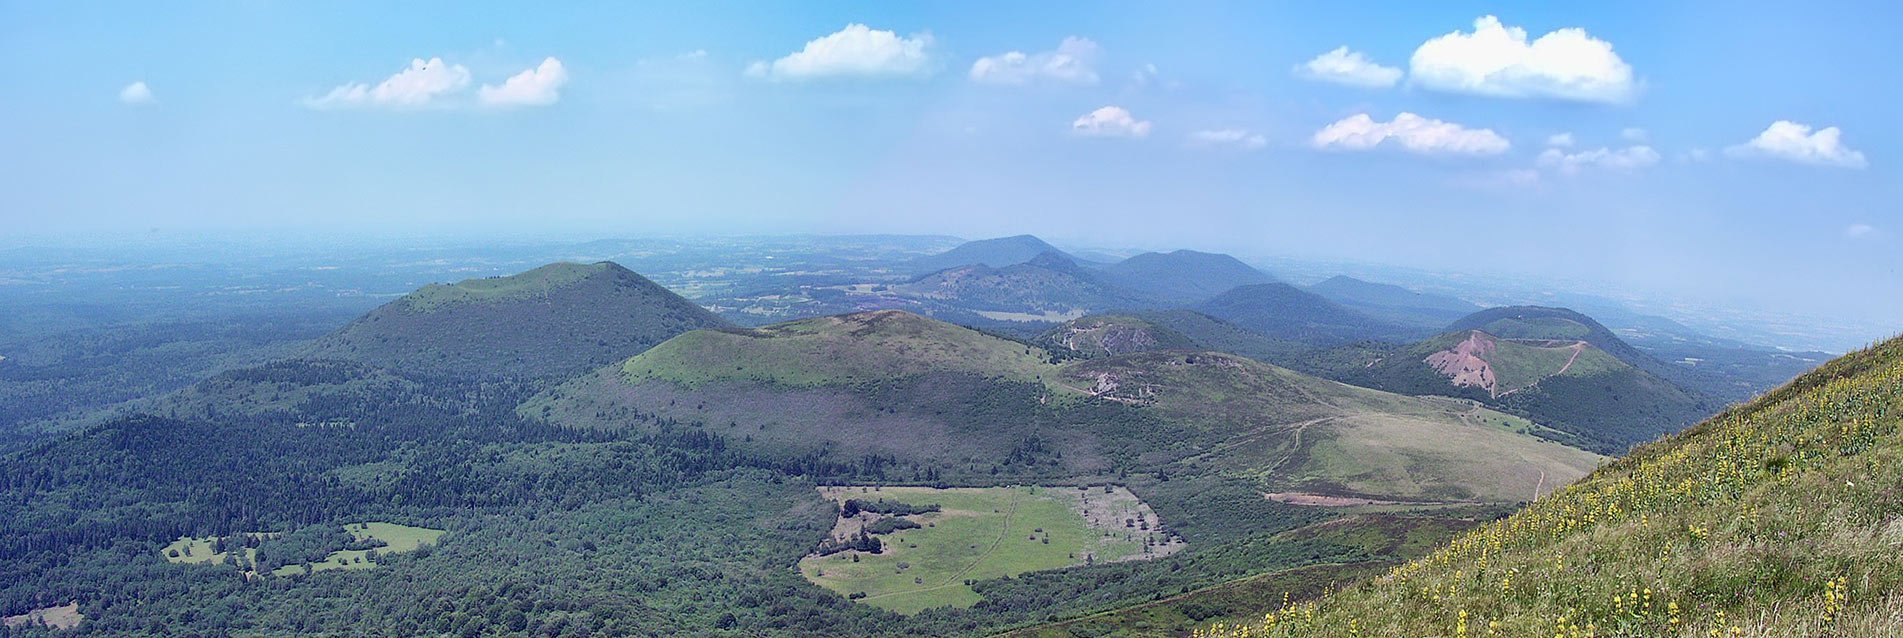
[798,485,1182,615]
[272,522,445,576]
[2,602,82,630]
[161,533,269,566]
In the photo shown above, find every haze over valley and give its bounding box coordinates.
[3,3,1901,637]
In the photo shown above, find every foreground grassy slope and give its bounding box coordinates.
[1194,334,1903,638]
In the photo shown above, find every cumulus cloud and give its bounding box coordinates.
[1726,120,1867,168]
[119,81,155,105]
[1621,127,1648,142]
[1546,132,1575,147]
[970,37,1100,85]
[479,57,568,107]
[1071,106,1151,138]
[1189,129,1267,150]
[1296,47,1402,88]
[1537,145,1661,174]
[305,57,472,109]
[747,24,934,80]
[1410,16,1636,103]
[1311,112,1509,155]
[1844,223,1878,240]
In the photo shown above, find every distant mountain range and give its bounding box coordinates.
[1306,275,1480,330]
[905,235,1077,274]
[1196,283,1422,346]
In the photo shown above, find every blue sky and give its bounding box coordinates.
[2,1,1899,330]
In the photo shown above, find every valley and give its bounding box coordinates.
[0,238,1874,637]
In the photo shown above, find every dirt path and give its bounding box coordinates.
[1552,342,1587,376]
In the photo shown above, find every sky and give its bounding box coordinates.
[1,1,1899,330]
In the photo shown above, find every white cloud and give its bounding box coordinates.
[1546,132,1575,147]
[1681,148,1711,163]
[1727,120,1867,168]
[1189,129,1267,150]
[1296,47,1402,88]
[479,57,569,107]
[305,57,472,109]
[970,37,1100,85]
[1410,16,1637,103]
[1130,63,1159,87]
[1621,127,1648,142]
[1537,145,1660,174]
[1071,106,1151,138]
[1844,223,1878,240]
[1311,112,1509,155]
[747,24,933,81]
[119,81,155,105]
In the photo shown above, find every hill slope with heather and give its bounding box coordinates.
[1192,334,1903,638]
[306,262,729,378]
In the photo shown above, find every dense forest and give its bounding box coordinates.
[0,354,1464,637]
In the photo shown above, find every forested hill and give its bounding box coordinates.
[1192,334,1903,637]
[305,262,728,379]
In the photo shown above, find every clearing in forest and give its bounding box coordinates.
[798,485,1184,614]
[161,522,443,577]
[272,522,446,576]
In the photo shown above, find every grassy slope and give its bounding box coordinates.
[1034,315,1201,358]
[623,310,1062,389]
[534,311,1601,504]
[1338,330,1710,454]
[397,263,601,313]
[1065,351,1602,502]
[1194,335,1903,638]
[1001,514,1484,638]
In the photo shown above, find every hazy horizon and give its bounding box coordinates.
[3,1,1897,339]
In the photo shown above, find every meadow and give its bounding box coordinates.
[798,485,1181,614]
[162,523,442,577]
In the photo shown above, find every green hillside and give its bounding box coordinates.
[1193,334,1903,638]
[893,252,1146,319]
[1330,309,1718,453]
[306,262,729,378]
[530,310,1600,504]
[622,310,1060,388]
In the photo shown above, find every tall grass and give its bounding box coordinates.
[1196,336,1903,637]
